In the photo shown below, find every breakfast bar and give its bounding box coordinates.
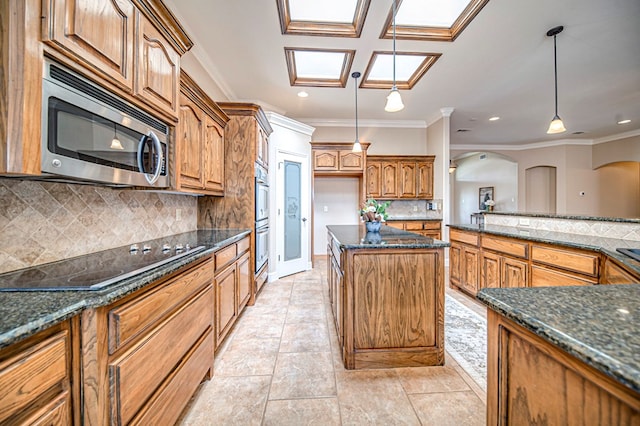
[327,225,449,369]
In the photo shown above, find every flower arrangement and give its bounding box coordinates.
[360,198,390,222]
[484,199,495,207]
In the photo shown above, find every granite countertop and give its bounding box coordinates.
[448,223,640,276]
[328,224,450,250]
[0,228,250,350]
[485,211,640,224]
[478,285,640,394]
[386,217,442,221]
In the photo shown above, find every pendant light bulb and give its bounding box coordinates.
[546,26,566,134]
[385,87,404,112]
[352,141,362,152]
[110,123,124,150]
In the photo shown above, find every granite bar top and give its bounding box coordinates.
[486,211,640,224]
[448,223,640,276]
[328,224,449,250]
[0,228,250,350]
[386,217,442,221]
[478,285,640,394]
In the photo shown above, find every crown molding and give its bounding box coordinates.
[266,112,315,135]
[593,128,640,144]
[297,118,427,128]
[452,138,595,151]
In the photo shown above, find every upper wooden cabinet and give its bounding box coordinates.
[134,12,180,117]
[42,0,192,122]
[366,156,435,200]
[43,0,136,91]
[177,71,229,195]
[311,142,370,174]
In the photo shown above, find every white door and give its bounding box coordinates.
[276,151,310,277]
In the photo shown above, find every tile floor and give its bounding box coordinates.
[180,260,486,425]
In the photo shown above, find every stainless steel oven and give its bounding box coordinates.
[255,165,269,272]
[41,59,169,187]
[255,224,269,272]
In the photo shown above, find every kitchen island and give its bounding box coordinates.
[327,225,449,369]
[478,285,640,424]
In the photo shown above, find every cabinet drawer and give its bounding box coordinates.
[109,258,213,353]
[405,222,423,230]
[450,229,478,246]
[531,265,596,287]
[22,390,70,426]
[215,244,237,270]
[110,286,213,425]
[531,245,599,277]
[423,221,441,231]
[482,236,528,259]
[237,236,250,254]
[130,331,213,426]
[0,331,68,423]
[386,222,404,230]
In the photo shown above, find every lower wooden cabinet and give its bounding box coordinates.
[449,229,481,296]
[0,321,76,425]
[387,220,441,240]
[601,258,640,284]
[481,235,529,290]
[487,310,640,424]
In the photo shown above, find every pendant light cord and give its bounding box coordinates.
[553,33,558,117]
[392,0,397,88]
[354,73,359,141]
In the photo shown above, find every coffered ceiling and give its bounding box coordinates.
[163,0,640,147]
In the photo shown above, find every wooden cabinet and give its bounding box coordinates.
[0,320,76,425]
[177,71,229,195]
[449,229,481,296]
[601,258,640,284]
[530,244,599,286]
[201,103,274,304]
[481,235,529,290]
[312,144,368,174]
[214,236,251,348]
[366,156,435,200]
[43,0,136,91]
[487,310,640,425]
[81,257,215,425]
[387,220,442,240]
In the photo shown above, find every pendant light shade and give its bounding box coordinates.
[546,26,566,134]
[384,0,404,113]
[352,71,362,152]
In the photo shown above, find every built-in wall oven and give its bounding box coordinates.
[41,59,169,187]
[255,165,269,272]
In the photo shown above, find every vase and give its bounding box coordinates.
[365,221,381,233]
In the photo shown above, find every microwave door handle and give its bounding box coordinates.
[137,131,164,184]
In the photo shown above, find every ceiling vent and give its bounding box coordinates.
[456,128,470,132]
[479,153,487,160]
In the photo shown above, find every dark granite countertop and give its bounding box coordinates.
[478,285,640,394]
[386,217,442,221]
[448,223,640,276]
[328,224,449,250]
[0,228,250,350]
[485,211,640,224]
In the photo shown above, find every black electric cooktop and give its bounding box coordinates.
[0,234,205,292]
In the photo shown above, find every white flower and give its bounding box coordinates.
[367,206,376,212]
[485,199,495,206]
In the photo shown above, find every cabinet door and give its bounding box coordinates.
[417,161,433,199]
[399,162,417,198]
[462,246,480,295]
[314,150,339,171]
[135,13,180,117]
[381,162,398,198]
[256,126,269,168]
[178,97,204,189]
[237,252,251,311]
[330,255,344,345]
[482,252,501,289]
[44,0,135,91]
[449,243,462,285]
[502,257,528,288]
[203,115,225,194]
[339,151,364,171]
[366,162,381,198]
[215,264,237,346]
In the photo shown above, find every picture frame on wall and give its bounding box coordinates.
[479,186,495,210]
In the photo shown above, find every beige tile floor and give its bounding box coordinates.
[180,260,486,425]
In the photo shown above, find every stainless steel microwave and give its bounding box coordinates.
[41,60,169,187]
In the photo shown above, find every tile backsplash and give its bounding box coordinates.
[0,179,197,274]
[386,199,443,220]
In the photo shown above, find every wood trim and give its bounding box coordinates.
[217,102,274,135]
[132,0,193,54]
[284,47,355,88]
[367,155,435,162]
[180,70,229,127]
[360,51,441,90]
[276,0,371,38]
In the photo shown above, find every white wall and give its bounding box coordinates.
[312,126,427,155]
[595,161,640,218]
[313,177,360,255]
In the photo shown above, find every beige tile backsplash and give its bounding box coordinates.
[0,179,197,274]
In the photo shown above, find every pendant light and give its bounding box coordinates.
[110,122,124,150]
[352,71,362,152]
[384,0,404,113]
[546,26,566,134]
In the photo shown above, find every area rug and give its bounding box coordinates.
[445,295,487,390]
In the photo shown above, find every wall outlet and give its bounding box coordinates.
[413,205,418,212]
[176,209,182,221]
[323,205,329,212]
[519,218,530,226]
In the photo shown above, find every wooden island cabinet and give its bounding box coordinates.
[327,225,448,370]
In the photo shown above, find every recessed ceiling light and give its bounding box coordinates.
[298,91,309,98]
[618,119,631,125]
[489,116,500,121]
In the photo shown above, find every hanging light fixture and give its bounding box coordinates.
[384,0,404,113]
[110,122,124,150]
[352,71,362,152]
[546,25,566,134]
[449,160,458,174]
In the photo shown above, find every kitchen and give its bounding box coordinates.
[1,0,639,424]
